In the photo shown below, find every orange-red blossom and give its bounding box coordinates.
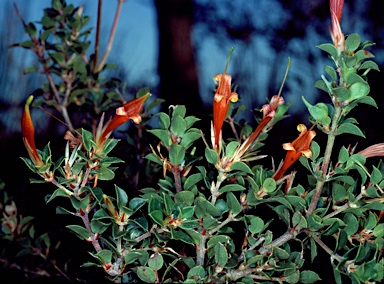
[21,96,44,167]
[329,0,345,50]
[273,124,316,181]
[213,73,238,149]
[95,93,150,153]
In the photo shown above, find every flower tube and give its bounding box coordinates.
[95,93,150,152]
[21,96,44,167]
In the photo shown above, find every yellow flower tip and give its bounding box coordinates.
[282,142,295,151]
[213,74,222,84]
[297,124,306,132]
[214,93,224,103]
[131,115,142,124]
[230,92,238,103]
[302,149,313,158]
[26,95,34,107]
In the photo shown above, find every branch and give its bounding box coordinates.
[258,230,298,255]
[307,104,342,217]
[94,0,125,73]
[93,0,103,72]
[309,233,344,263]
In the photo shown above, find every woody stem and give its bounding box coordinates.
[307,103,342,217]
[172,165,183,192]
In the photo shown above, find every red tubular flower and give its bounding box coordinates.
[213,73,238,149]
[21,96,44,167]
[358,143,384,158]
[95,93,150,152]
[329,0,345,50]
[273,124,316,181]
[237,95,284,156]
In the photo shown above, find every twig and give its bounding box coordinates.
[322,191,364,220]
[79,212,102,252]
[172,165,183,192]
[258,230,298,255]
[93,0,103,72]
[310,233,344,263]
[94,0,125,73]
[307,104,342,217]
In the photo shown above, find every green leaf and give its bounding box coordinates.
[307,214,323,231]
[82,129,94,151]
[148,210,163,226]
[66,225,90,240]
[205,148,218,165]
[185,116,200,128]
[310,141,320,161]
[23,66,38,75]
[333,86,350,101]
[310,237,317,263]
[184,173,204,190]
[218,184,245,194]
[148,253,163,271]
[371,166,382,184]
[46,188,72,203]
[299,270,322,283]
[195,197,221,218]
[181,132,201,149]
[125,250,148,264]
[302,97,328,121]
[135,266,157,283]
[172,230,194,244]
[169,144,185,165]
[349,82,370,101]
[50,52,65,64]
[97,166,115,181]
[345,33,360,53]
[332,183,346,202]
[207,235,231,248]
[171,115,187,136]
[248,216,264,234]
[314,79,329,93]
[225,141,240,157]
[324,65,337,82]
[230,161,253,175]
[157,112,170,129]
[317,43,338,58]
[262,178,276,193]
[343,213,359,236]
[115,185,128,208]
[172,105,186,118]
[338,146,350,163]
[214,243,228,267]
[97,249,112,263]
[129,197,146,212]
[337,123,365,137]
[292,211,307,231]
[175,191,195,206]
[226,192,242,215]
[273,247,290,259]
[187,265,206,280]
[147,129,171,147]
[359,60,380,71]
[373,223,384,237]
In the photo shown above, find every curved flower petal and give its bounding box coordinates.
[273,124,316,180]
[96,93,150,152]
[21,96,44,167]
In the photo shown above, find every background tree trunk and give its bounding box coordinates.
[155,0,204,115]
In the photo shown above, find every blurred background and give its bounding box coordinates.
[0,0,383,281]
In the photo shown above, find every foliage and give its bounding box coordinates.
[9,0,384,283]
